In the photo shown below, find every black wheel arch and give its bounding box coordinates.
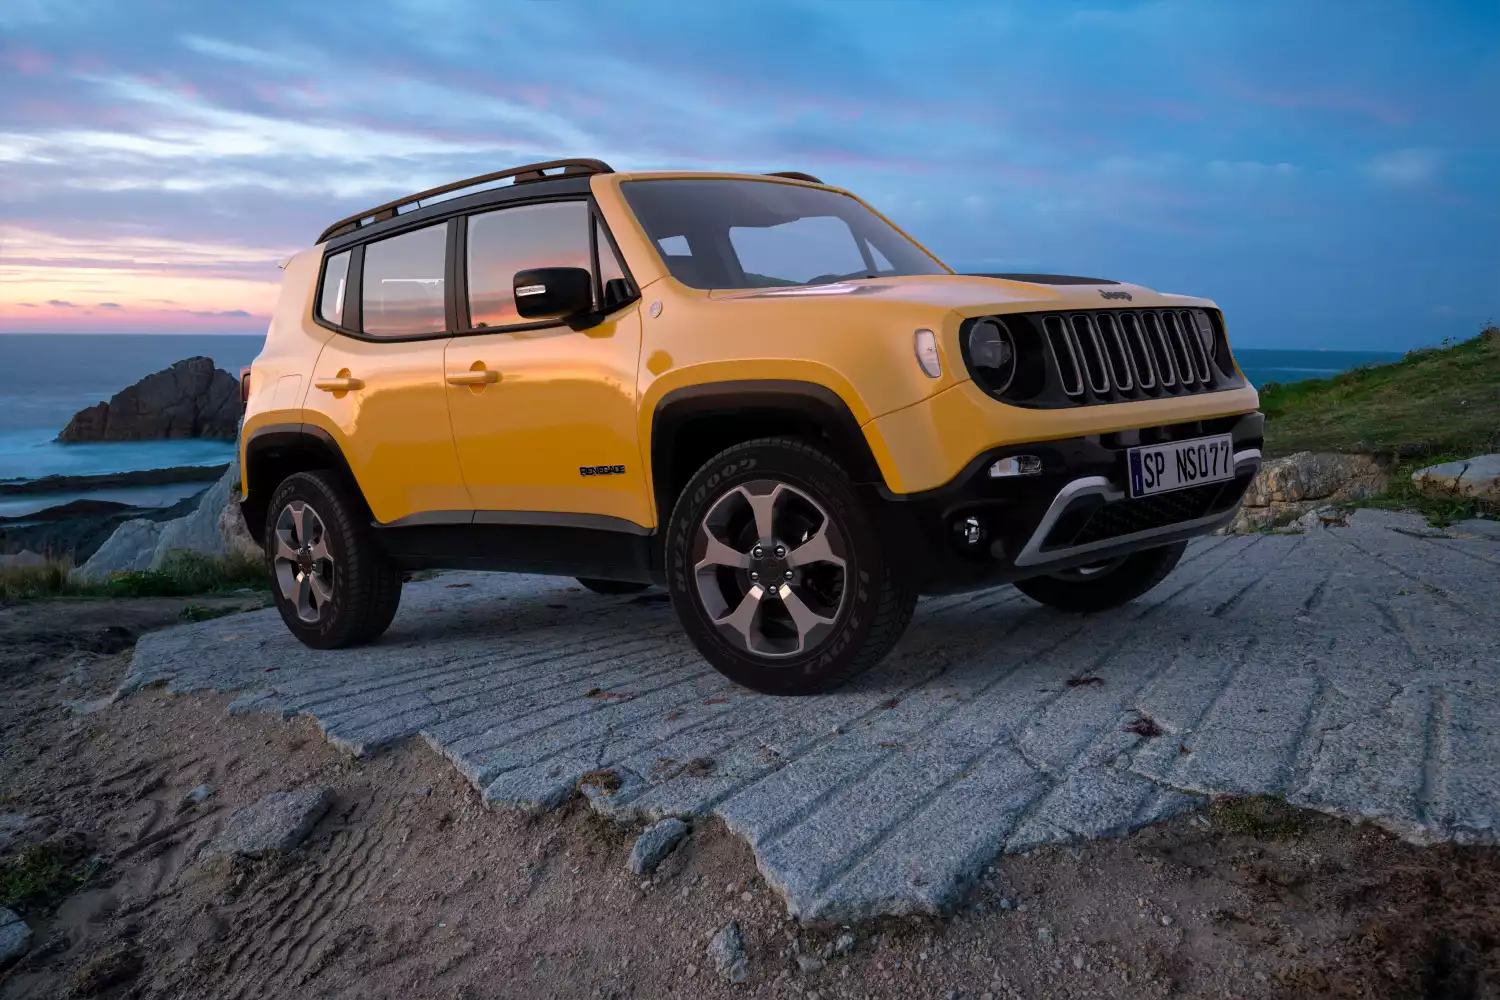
[241,424,365,544]
[649,380,885,524]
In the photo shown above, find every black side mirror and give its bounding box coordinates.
[514,267,592,319]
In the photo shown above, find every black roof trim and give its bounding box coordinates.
[317,158,613,244]
[968,273,1121,286]
[765,171,824,184]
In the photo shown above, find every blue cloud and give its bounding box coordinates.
[1,0,1495,348]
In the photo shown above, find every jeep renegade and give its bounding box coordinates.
[240,158,1262,695]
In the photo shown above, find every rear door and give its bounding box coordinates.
[305,221,472,525]
[444,200,650,530]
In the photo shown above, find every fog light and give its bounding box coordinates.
[954,515,986,548]
[913,329,942,378]
[989,455,1042,478]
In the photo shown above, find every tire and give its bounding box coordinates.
[264,470,402,649]
[1012,541,1188,613]
[576,578,651,595]
[665,437,917,695]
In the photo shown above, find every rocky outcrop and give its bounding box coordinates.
[71,459,259,582]
[57,357,240,442]
[1227,452,1390,533]
[1412,454,1500,507]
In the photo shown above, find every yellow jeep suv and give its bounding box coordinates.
[241,158,1262,694]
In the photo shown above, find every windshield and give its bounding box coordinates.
[621,178,949,290]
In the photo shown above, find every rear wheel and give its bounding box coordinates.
[264,470,402,648]
[576,578,651,595]
[1013,541,1188,613]
[666,438,916,695]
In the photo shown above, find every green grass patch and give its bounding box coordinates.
[1259,326,1500,459]
[1336,457,1483,527]
[0,550,269,602]
[1209,795,1308,841]
[0,841,105,912]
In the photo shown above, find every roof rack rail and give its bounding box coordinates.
[765,171,823,184]
[317,158,614,244]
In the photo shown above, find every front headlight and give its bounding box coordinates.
[966,319,1016,393]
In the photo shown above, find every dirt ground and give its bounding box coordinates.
[1,598,1497,1000]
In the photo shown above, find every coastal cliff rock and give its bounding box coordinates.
[72,459,260,582]
[1227,452,1391,533]
[57,357,240,442]
[1412,454,1500,506]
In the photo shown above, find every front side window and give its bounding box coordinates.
[318,249,351,326]
[361,224,447,336]
[621,179,949,290]
[467,201,590,329]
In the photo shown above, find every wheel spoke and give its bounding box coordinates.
[696,533,750,572]
[309,571,334,606]
[274,533,299,563]
[713,584,765,644]
[291,502,313,547]
[777,584,837,650]
[308,537,333,564]
[786,522,845,570]
[741,484,784,542]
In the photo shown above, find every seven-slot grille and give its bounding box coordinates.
[966,307,1244,408]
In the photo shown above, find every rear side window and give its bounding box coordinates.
[467,201,590,329]
[361,224,447,337]
[318,250,350,326]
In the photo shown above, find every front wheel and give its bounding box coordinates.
[1012,541,1188,613]
[665,438,916,695]
[264,470,402,649]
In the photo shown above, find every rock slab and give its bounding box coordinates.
[1413,454,1500,503]
[0,908,31,966]
[58,357,240,442]
[202,789,331,859]
[1230,451,1389,533]
[627,817,688,875]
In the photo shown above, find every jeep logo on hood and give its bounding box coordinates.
[1099,289,1133,301]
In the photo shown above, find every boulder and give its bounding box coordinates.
[72,459,258,583]
[1412,454,1500,503]
[0,908,31,966]
[201,788,331,859]
[0,550,46,569]
[627,817,688,875]
[1227,452,1390,534]
[57,357,240,442]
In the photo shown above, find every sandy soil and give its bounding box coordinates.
[1,597,1497,1000]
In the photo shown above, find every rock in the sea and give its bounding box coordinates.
[627,817,689,875]
[709,921,750,984]
[1228,452,1389,534]
[0,908,31,966]
[1412,454,1500,503]
[58,357,240,442]
[202,788,331,859]
[73,459,259,582]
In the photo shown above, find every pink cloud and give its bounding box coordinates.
[2,48,52,75]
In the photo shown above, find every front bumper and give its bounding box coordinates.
[877,411,1263,594]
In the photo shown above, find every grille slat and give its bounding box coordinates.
[967,306,1243,407]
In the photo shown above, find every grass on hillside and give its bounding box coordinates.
[0,550,268,602]
[1258,325,1500,459]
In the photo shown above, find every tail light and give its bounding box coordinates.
[240,367,252,408]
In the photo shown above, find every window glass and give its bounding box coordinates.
[467,201,590,329]
[361,225,446,336]
[621,178,948,290]
[318,250,350,326]
[730,216,866,286]
[597,219,630,310]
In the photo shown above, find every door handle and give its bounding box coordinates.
[446,369,500,386]
[314,376,364,392]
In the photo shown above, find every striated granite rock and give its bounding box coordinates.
[58,357,240,442]
[1227,452,1390,533]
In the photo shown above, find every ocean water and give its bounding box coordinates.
[0,333,264,485]
[0,334,1401,498]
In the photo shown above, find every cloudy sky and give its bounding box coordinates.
[1,0,1495,349]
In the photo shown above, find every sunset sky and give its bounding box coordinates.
[1,0,1495,349]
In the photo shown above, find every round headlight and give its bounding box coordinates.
[967,318,1016,392]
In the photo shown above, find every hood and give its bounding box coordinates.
[707,272,1216,315]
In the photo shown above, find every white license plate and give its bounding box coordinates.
[1127,434,1235,498]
